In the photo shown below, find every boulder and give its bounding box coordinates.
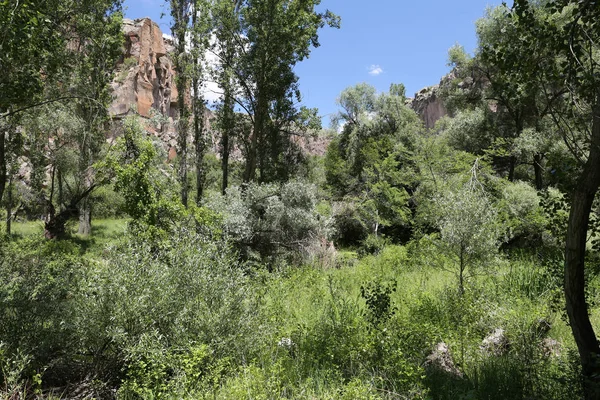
[480,328,509,356]
[424,342,463,379]
[541,338,561,358]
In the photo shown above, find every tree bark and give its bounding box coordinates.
[78,198,92,236]
[45,185,96,239]
[533,153,544,190]
[244,93,265,183]
[565,103,600,399]
[508,156,517,182]
[173,1,190,207]
[194,114,205,205]
[5,174,12,236]
[179,108,189,207]
[192,9,206,206]
[0,130,5,206]
[222,127,230,195]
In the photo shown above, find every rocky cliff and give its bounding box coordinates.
[109,18,206,160]
[411,84,448,130]
[410,72,459,130]
[110,18,178,120]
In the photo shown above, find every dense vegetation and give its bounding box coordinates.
[2,0,600,398]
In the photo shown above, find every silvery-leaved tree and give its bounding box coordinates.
[433,162,502,294]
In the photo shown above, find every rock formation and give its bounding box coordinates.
[411,85,448,130]
[107,18,330,160]
[110,18,178,120]
[410,71,458,130]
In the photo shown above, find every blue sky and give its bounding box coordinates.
[123,0,509,125]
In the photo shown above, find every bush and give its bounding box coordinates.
[206,181,325,264]
[358,234,389,256]
[330,201,369,247]
[0,238,86,381]
[79,226,260,388]
[499,180,546,247]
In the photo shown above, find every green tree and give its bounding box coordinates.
[170,0,193,207]
[102,117,180,231]
[325,83,420,240]
[433,182,501,294]
[504,1,600,394]
[0,0,121,206]
[237,0,339,183]
[444,7,561,189]
[0,0,123,238]
[212,0,240,194]
[191,1,212,205]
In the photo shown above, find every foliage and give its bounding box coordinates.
[498,180,546,245]
[3,0,599,397]
[100,117,185,238]
[431,181,502,293]
[206,180,325,264]
[325,83,420,241]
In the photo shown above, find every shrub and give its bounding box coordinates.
[206,181,325,264]
[433,185,502,293]
[358,234,389,256]
[499,180,546,246]
[330,201,369,247]
[0,238,86,379]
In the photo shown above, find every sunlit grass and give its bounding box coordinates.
[7,218,129,244]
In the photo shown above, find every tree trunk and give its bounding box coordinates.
[0,130,5,205]
[565,103,600,399]
[78,198,92,236]
[58,169,64,211]
[174,2,189,207]
[222,128,230,195]
[508,156,517,182]
[5,175,12,236]
[244,93,265,183]
[194,116,205,205]
[192,81,205,205]
[533,153,544,190]
[221,89,233,195]
[179,113,189,207]
[45,185,96,239]
[192,10,206,206]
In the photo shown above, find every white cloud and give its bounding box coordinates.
[368,64,383,76]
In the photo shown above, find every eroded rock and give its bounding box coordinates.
[424,342,463,379]
[111,18,177,120]
[480,328,509,356]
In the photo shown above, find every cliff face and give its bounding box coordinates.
[411,85,448,130]
[110,18,178,120]
[410,71,461,130]
[107,18,335,159]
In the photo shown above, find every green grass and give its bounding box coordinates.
[0,227,588,398]
[8,218,128,239]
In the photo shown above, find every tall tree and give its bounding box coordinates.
[236,0,339,183]
[0,0,71,205]
[170,0,192,206]
[212,0,240,194]
[0,0,123,237]
[191,0,212,204]
[505,1,600,396]
[71,0,124,236]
